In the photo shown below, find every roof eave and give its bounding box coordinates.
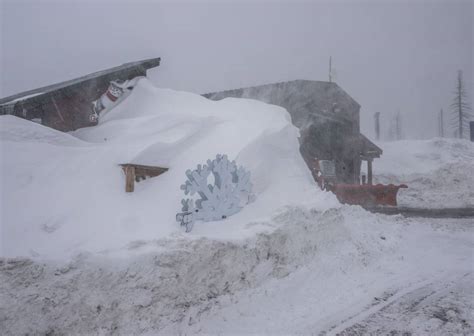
[0,57,161,106]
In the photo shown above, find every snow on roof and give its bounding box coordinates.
[203,79,361,129]
[204,79,361,110]
[3,92,45,105]
[0,57,161,106]
[360,134,383,158]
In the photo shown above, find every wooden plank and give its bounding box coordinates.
[134,166,168,177]
[120,163,168,193]
[125,165,135,192]
[367,160,373,185]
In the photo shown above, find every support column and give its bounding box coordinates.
[125,165,135,192]
[367,159,373,185]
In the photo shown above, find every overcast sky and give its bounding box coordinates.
[1,0,472,139]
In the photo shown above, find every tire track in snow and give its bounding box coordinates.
[323,272,473,336]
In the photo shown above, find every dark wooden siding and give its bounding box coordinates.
[0,58,160,131]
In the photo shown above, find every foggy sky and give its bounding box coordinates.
[1,0,472,139]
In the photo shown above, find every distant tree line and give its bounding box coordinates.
[380,110,403,141]
[450,70,471,139]
[374,70,472,141]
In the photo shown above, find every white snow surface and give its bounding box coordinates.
[0,78,337,259]
[2,207,472,335]
[368,138,474,208]
[1,81,473,335]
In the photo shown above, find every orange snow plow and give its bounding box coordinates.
[310,159,407,207]
[331,183,408,207]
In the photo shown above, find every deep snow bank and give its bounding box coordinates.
[0,206,401,335]
[0,78,337,259]
[368,138,474,208]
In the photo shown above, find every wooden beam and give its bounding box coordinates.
[125,165,135,192]
[120,163,169,193]
[367,160,373,185]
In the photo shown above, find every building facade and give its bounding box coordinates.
[204,80,381,185]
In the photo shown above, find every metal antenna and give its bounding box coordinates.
[329,56,332,83]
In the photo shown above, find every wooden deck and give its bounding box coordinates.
[119,163,168,192]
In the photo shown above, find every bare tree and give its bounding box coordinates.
[438,108,444,137]
[374,112,381,141]
[395,110,402,140]
[387,117,395,141]
[451,70,472,139]
[387,111,402,141]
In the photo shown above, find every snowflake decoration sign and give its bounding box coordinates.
[176,154,255,232]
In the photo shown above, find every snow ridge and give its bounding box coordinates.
[373,138,474,208]
[0,206,400,335]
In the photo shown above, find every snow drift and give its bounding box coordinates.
[370,138,474,208]
[0,206,402,335]
[0,78,337,259]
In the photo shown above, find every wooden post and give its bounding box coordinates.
[119,163,169,193]
[367,160,373,185]
[125,165,135,192]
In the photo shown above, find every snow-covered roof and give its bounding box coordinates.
[0,58,161,106]
[203,80,360,129]
[360,134,383,159]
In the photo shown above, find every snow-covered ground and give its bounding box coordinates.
[160,216,473,336]
[1,80,473,335]
[1,208,472,335]
[370,138,474,208]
